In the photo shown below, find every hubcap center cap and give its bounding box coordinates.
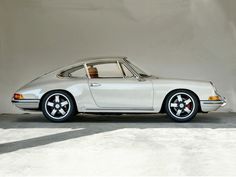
[55,104,60,109]
[179,103,185,108]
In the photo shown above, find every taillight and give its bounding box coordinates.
[13,93,24,100]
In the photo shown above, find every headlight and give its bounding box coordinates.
[208,96,221,101]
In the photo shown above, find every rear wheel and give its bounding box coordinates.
[165,90,199,122]
[41,91,76,122]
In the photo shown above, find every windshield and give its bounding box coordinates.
[126,60,150,77]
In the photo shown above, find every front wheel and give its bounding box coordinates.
[165,90,199,122]
[41,91,76,122]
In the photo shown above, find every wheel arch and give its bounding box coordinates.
[159,88,202,113]
[39,89,78,112]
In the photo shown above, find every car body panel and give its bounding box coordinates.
[88,77,153,109]
[12,57,226,113]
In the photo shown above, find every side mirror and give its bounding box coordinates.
[136,76,145,82]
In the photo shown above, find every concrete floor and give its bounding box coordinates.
[0,113,236,176]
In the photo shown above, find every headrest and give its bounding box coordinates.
[88,66,98,78]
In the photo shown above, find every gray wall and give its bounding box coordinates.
[0,0,235,113]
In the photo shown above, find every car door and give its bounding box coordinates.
[86,61,153,109]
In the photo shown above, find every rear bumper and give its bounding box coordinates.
[12,99,40,110]
[200,98,226,112]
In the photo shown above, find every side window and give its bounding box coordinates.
[121,64,134,78]
[59,65,86,78]
[70,67,86,78]
[87,62,123,78]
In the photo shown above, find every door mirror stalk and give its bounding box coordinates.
[136,76,145,82]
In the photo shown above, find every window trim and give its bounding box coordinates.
[117,61,125,78]
[122,60,140,79]
[85,61,127,79]
[118,61,135,78]
[123,58,149,79]
[58,64,87,78]
[84,63,90,79]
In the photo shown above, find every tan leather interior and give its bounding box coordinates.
[88,66,98,78]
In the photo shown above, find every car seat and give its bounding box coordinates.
[88,66,98,78]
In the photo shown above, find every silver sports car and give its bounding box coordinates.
[12,57,226,122]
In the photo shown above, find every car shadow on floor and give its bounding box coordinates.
[0,113,235,154]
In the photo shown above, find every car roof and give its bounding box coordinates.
[55,56,127,73]
[75,56,127,64]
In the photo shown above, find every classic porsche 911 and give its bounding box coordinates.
[12,57,226,122]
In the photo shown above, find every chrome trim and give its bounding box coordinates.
[117,61,125,78]
[90,83,101,87]
[85,60,135,80]
[123,59,141,79]
[86,107,154,111]
[78,58,141,80]
[201,99,226,106]
[119,61,136,78]
[84,63,91,79]
[57,64,85,78]
[12,99,40,103]
[12,99,40,110]
[200,96,226,112]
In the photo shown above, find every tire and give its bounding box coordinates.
[41,91,76,122]
[165,90,199,122]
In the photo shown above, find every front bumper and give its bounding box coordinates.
[12,99,40,110]
[200,97,226,112]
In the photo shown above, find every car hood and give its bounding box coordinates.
[157,77,210,84]
[150,76,212,89]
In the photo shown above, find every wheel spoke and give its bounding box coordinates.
[177,95,183,102]
[184,99,192,105]
[59,108,66,115]
[176,109,182,116]
[184,107,191,114]
[170,103,178,108]
[51,109,57,116]
[55,95,60,103]
[47,102,54,107]
[61,101,69,107]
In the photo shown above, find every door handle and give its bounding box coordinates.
[90,83,101,87]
